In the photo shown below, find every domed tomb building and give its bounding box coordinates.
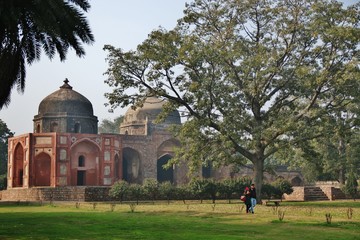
[5,80,187,196]
[33,79,98,134]
[7,80,122,189]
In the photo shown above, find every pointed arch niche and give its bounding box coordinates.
[13,143,25,187]
[70,139,100,186]
[157,154,173,183]
[122,148,141,184]
[34,152,51,186]
[114,154,121,181]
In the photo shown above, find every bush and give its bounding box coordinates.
[174,184,192,204]
[128,184,143,204]
[159,181,174,204]
[109,180,129,202]
[218,179,237,203]
[271,178,293,199]
[233,177,253,198]
[344,172,358,200]
[143,178,159,201]
[261,183,277,200]
[189,179,208,203]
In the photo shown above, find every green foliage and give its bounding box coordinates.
[189,179,208,203]
[143,178,159,201]
[174,184,192,204]
[0,0,94,108]
[0,119,13,176]
[344,172,358,200]
[98,116,124,134]
[127,184,143,204]
[104,0,360,200]
[218,179,237,203]
[261,184,278,200]
[271,178,294,199]
[0,174,6,190]
[109,180,129,202]
[159,181,175,204]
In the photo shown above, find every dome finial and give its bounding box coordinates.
[60,78,73,89]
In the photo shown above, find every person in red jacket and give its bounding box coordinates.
[244,187,252,213]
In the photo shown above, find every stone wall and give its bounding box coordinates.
[283,186,346,201]
[318,186,346,200]
[283,186,305,201]
[0,187,112,202]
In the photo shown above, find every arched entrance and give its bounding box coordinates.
[114,154,121,181]
[70,140,100,186]
[34,152,51,186]
[157,154,173,183]
[291,176,303,186]
[13,144,24,187]
[122,148,141,183]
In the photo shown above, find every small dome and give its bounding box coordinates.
[38,79,94,116]
[123,97,181,125]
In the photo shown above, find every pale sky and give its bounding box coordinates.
[0,0,357,135]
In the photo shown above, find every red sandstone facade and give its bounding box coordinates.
[8,133,122,188]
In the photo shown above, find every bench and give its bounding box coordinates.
[263,200,281,206]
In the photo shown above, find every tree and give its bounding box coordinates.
[0,119,13,190]
[0,119,13,175]
[0,0,94,109]
[98,116,124,134]
[344,171,358,200]
[104,0,360,201]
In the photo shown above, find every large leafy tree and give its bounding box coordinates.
[98,116,124,134]
[104,0,359,200]
[0,0,94,109]
[0,119,13,176]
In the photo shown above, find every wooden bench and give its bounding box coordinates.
[263,200,281,206]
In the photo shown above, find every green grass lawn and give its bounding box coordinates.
[0,200,359,240]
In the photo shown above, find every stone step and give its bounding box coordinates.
[304,186,329,201]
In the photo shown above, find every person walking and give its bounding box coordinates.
[249,183,257,214]
[244,187,252,213]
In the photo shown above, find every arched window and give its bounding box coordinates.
[50,122,58,132]
[36,124,41,133]
[74,123,81,133]
[78,155,85,167]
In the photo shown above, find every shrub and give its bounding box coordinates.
[128,184,143,204]
[109,180,129,202]
[189,179,208,203]
[159,181,174,204]
[218,179,237,203]
[344,172,358,200]
[143,178,159,202]
[271,178,293,199]
[174,184,192,204]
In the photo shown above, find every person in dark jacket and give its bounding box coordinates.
[249,183,257,214]
[244,187,252,213]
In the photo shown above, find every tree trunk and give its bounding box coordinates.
[338,138,346,185]
[253,159,264,203]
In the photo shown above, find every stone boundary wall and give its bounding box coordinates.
[283,186,346,201]
[318,186,346,200]
[283,186,305,201]
[0,187,113,202]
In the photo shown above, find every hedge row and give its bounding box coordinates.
[109,177,294,204]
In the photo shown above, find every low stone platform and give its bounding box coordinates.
[0,186,113,202]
